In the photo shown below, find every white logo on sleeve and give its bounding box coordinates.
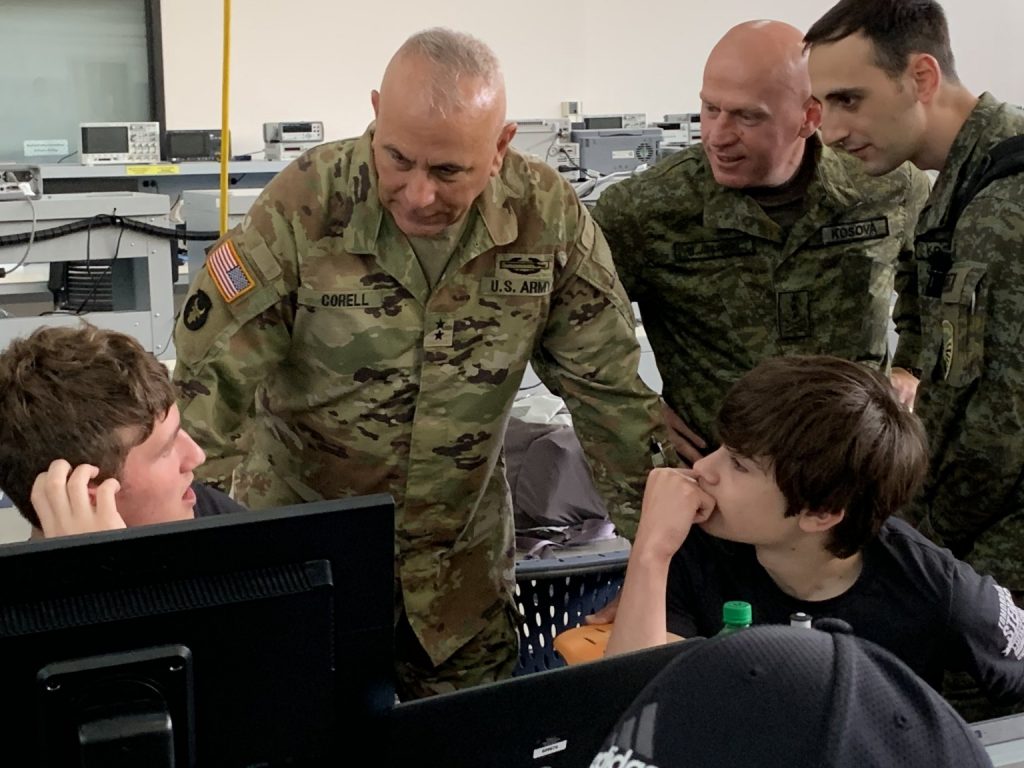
[995,585,1024,659]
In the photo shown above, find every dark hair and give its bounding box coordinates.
[0,324,175,528]
[804,0,959,83]
[716,356,928,558]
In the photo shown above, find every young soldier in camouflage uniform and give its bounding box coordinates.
[172,28,669,700]
[807,0,1024,721]
[591,20,930,465]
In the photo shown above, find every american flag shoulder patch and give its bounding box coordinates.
[206,240,255,303]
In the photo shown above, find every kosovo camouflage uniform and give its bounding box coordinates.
[173,126,666,699]
[592,135,930,444]
[896,94,1024,594]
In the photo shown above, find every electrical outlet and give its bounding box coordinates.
[561,100,582,119]
[0,164,42,201]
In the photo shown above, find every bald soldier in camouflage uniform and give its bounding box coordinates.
[807,0,1024,722]
[592,21,930,462]
[173,29,668,700]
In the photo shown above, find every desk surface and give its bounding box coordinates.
[36,160,289,180]
[976,713,1024,767]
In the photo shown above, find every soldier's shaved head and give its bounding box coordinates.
[381,27,507,130]
[699,20,822,189]
[370,28,517,237]
[707,21,813,105]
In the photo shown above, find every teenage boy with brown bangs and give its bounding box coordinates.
[0,324,242,539]
[604,355,1024,706]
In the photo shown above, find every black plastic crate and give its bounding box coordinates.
[513,548,629,675]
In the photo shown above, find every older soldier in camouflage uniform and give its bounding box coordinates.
[592,20,930,464]
[807,0,1024,721]
[173,28,667,700]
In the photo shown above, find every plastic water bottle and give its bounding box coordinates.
[717,600,752,636]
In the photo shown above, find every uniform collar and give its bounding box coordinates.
[700,151,781,240]
[343,124,386,256]
[811,135,865,209]
[701,135,854,240]
[922,92,1004,231]
[473,155,521,248]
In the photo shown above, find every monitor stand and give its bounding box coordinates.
[37,645,194,768]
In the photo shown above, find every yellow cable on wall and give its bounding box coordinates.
[218,0,231,234]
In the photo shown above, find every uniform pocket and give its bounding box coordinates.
[937,260,987,386]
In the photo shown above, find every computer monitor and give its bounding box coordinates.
[0,495,395,767]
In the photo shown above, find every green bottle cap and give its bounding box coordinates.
[722,600,752,626]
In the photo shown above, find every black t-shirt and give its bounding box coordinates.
[193,483,245,518]
[667,518,1024,704]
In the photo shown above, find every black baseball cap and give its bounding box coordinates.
[593,624,993,767]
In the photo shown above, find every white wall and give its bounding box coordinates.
[161,0,1024,155]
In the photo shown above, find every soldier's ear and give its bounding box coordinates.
[799,96,823,139]
[491,121,517,177]
[371,90,381,119]
[908,53,941,105]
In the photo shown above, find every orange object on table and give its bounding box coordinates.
[553,623,614,664]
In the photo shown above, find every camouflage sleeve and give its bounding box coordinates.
[919,195,1024,553]
[172,187,299,490]
[892,166,932,371]
[590,178,645,301]
[532,202,672,540]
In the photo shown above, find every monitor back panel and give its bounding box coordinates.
[387,643,686,768]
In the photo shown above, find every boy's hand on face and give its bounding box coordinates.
[31,460,127,538]
[633,467,716,562]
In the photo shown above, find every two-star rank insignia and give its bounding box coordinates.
[425,317,454,348]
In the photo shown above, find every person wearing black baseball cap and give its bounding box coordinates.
[594,624,994,767]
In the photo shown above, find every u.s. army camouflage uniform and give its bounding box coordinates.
[896,93,1024,593]
[592,135,930,444]
[173,126,667,698]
